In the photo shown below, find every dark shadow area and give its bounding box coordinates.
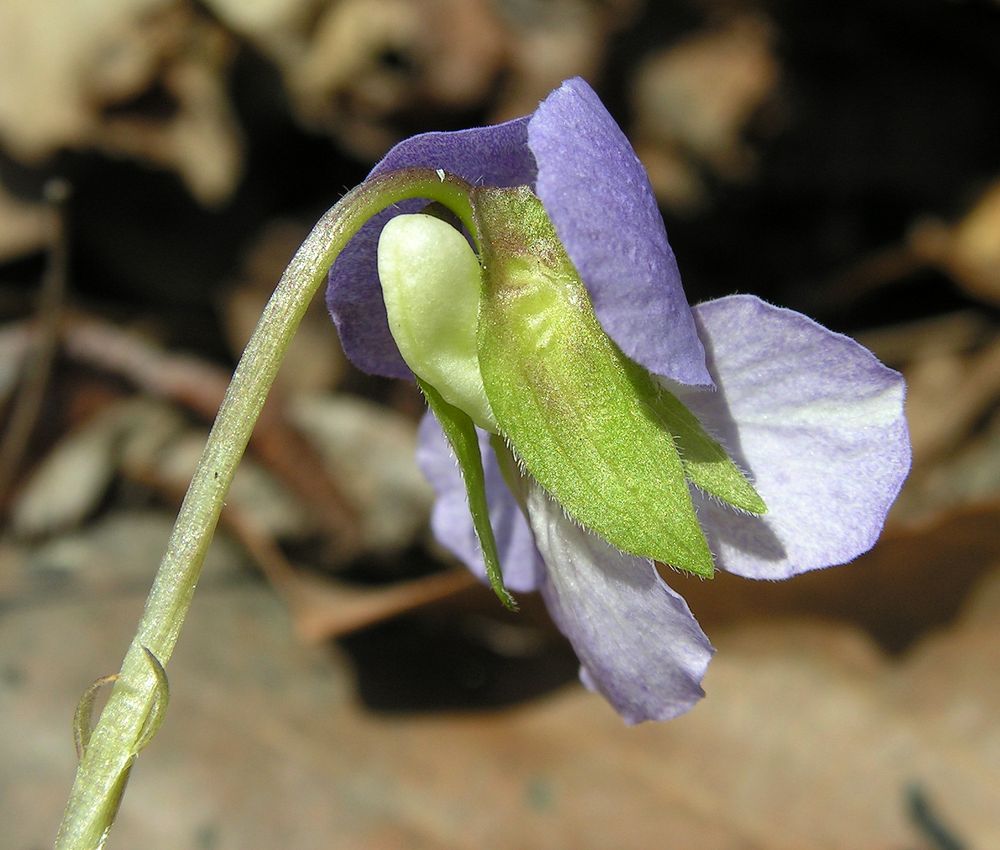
[338,606,580,714]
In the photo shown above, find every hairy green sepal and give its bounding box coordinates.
[645,380,766,514]
[472,187,719,577]
[418,378,517,609]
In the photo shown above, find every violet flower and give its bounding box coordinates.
[327,78,910,724]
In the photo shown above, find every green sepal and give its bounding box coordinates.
[418,378,518,609]
[640,375,766,514]
[472,186,714,579]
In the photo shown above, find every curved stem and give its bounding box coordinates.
[55,168,476,850]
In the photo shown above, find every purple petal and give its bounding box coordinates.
[528,78,712,387]
[525,482,713,724]
[670,295,911,580]
[415,411,544,592]
[327,117,535,378]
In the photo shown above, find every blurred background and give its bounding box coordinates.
[1,0,999,847]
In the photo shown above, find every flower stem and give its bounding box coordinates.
[54,168,476,850]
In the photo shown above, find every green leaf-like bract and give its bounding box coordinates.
[418,378,517,608]
[472,187,718,578]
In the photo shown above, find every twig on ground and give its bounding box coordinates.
[0,180,71,501]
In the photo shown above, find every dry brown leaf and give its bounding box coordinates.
[683,500,1000,653]
[6,386,308,544]
[144,427,312,541]
[909,179,1000,306]
[9,399,165,537]
[0,322,34,405]
[855,310,993,366]
[487,0,643,124]
[288,0,507,159]
[631,15,780,210]
[852,313,1000,520]
[289,394,434,555]
[0,0,242,205]
[491,1,609,121]
[904,420,1000,521]
[0,184,49,262]
[204,0,638,162]
[60,314,361,548]
[201,0,314,43]
[902,335,1000,466]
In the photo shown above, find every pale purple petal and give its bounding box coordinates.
[528,78,712,387]
[525,482,713,724]
[415,412,544,592]
[327,117,535,378]
[669,295,911,580]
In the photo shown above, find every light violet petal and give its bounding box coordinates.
[671,294,911,579]
[416,411,544,592]
[528,78,712,387]
[526,483,713,724]
[327,117,535,378]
